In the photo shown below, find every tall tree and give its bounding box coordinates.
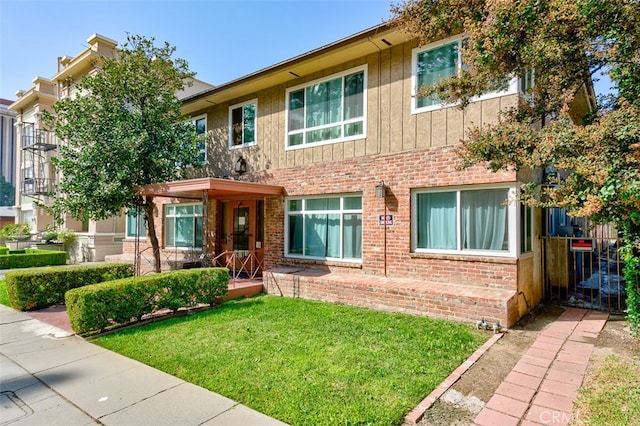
[392,0,640,333]
[43,34,201,272]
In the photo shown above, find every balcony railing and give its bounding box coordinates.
[22,129,57,151]
[22,177,55,196]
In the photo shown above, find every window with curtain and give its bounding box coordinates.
[286,195,362,260]
[126,208,147,239]
[286,66,366,148]
[164,203,203,249]
[229,100,257,147]
[414,188,512,254]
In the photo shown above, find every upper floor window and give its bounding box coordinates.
[412,38,461,113]
[286,66,366,149]
[412,186,517,257]
[193,114,207,164]
[285,195,362,261]
[229,100,257,148]
[520,69,535,101]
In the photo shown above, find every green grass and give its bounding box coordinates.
[574,355,640,425]
[0,280,9,307]
[94,294,486,425]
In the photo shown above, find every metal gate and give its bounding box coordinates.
[542,234,627,313]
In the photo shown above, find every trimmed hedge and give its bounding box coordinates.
[0,248,67,269]
[65,268,229,335]
[0,246,8,255]
[5,263,134,311]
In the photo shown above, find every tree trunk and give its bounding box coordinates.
[143,196,161,273]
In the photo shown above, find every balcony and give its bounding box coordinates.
[22,129,57,151]
[22,177,55,196]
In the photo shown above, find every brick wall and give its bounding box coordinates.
[263,270,520,327]
[259,144,520,290]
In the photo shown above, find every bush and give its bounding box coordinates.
[66,268,229,334]
[5,263,134,311]
[0,249,67,269]
[0,223,31,240]
[0,246,8,255]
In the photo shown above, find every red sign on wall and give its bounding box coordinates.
[570,238,594,252]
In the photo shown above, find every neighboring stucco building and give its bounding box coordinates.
[0,98,18,228]
[9,34,126,259]
[121,23,594,327]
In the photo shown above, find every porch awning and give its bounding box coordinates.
[134,177,283,201]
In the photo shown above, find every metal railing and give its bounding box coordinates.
[22,129,57,151]
[21,177,55,195]
[542,235,626,313]
[211,250,264,281]
[133,248,264,282]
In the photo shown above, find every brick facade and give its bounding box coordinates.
[116,25,543,327]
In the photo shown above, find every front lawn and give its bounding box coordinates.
[94,294,486,425]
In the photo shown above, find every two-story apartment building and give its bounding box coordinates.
[121,22,598,328]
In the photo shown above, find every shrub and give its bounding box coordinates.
[0,249,66,270]
[0,223,31,240]
[65,267,229,334]
[5,263,134,311]
[41,225,58,242]
[0,246,8,255]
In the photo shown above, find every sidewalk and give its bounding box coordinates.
[0,304,288,425]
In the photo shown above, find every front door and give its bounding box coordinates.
[221,200,263,277]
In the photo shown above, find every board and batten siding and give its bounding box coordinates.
[196,39,518,177]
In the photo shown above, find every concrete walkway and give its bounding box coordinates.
[0,305,288,425]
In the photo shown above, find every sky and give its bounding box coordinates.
[0,0,613,102]
[0,0,395,101]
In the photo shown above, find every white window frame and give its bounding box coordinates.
[284,194,363,262]
[228,99,257,149]
[285,65,367,150]
[411,36,518,114]
[519,69,535,103]
[125,208,147,240]
[164,202,203,250]
[192,114,207,164]
[411,184,518,258]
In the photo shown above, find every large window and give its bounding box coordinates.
[413,39,460,111]
[229,100,257,148]
[412,187,516,256]
[286,195,362,261]
[286,66,366,148]
[164,203,203,249]
[411,37,517,113]
[193,115,207,164]
[126,208,147,239]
